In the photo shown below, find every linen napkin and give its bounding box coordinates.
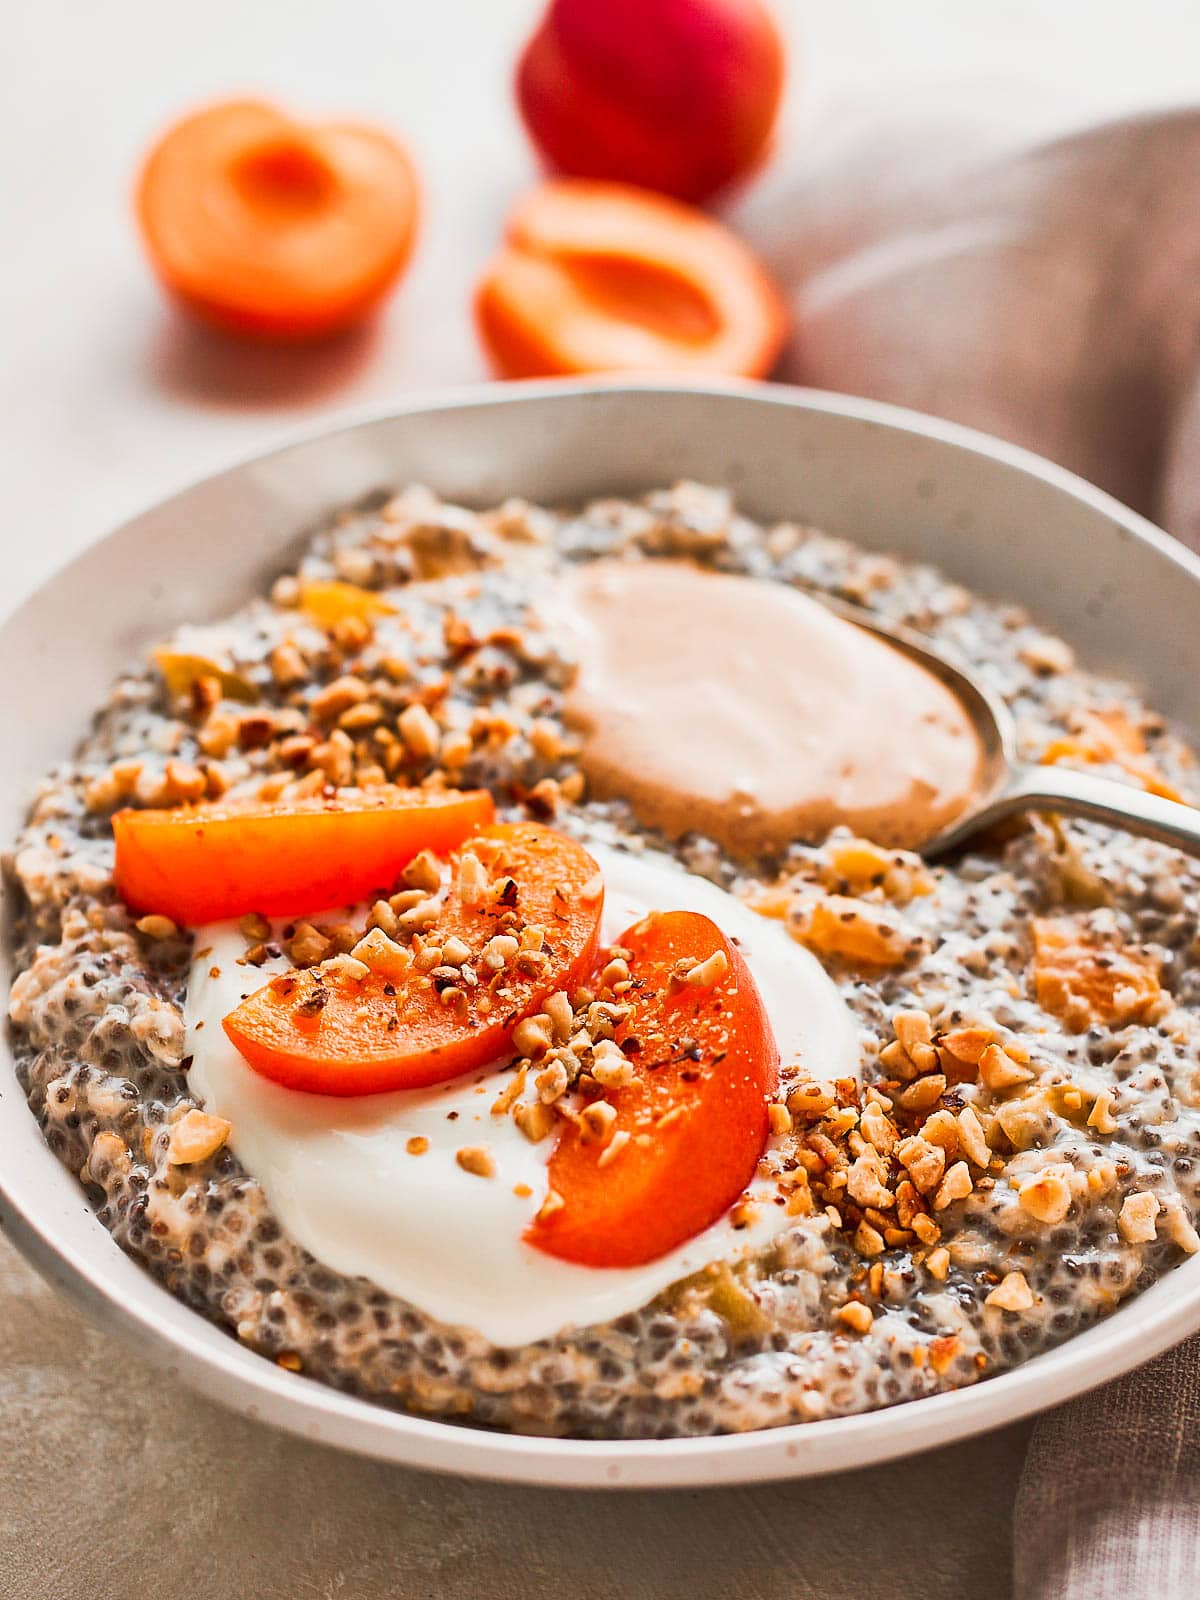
[738,97,1200,548]
[738,100,1200,1598]
[1015,1341,1200,1598]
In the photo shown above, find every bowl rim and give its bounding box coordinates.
[5,376,1200,1489]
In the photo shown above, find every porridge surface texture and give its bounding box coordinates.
[8,481,1200,1439]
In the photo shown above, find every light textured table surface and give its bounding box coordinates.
[5,3,1200,1594]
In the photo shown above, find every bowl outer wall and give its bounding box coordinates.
[3,379,1199,1487]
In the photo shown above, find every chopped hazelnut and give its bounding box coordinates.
[351,927,412,980]
[535,1057,570,1104]
[895,1179,923,1228]
[544,990,574,1043]
[168,1109,231,1165]
[897,1074,947,1113]
[135,913,178,941]
[491,1064,529,1116]
[395,898,440,933]
[787,1079,838,1121]
[411,940,444,973]
[858,1101,897,1156]
[956,1105,991,1168]
[599,956,631,991]
[579,1100,618,1145]
[878,1039,919,1080]
[529,719,573,761]
[682,948,730,987]
[162,759,208,802]
[403,849,444,894]
[937,1026,995,1068]
[311,675,370,721]
[323,952,370,983]
[897,1135,946,1196]
[441,935,472,966]
[910,1213,941,1246]
[365,899,400,939]
[514,1100,557,1143]
[1158,1196,1200,1255]
[986,1270,1035,1312]
[590,1040,634,1090]
[270,640,308,686]
[893,1009,938,1073]
[439,728,474,768]
[1087,1091,1119,1135]
[288,921,333,967]
[926,1246,951,1280]
[846,1155,894,1209]
[854,1220,886,1257]
[836,1301,874,1334]
[1118,1190,1161,1244]
[920,1109,960,1155]
[513,1014,554,1058]
[456,851,488,907]
[455,1144,495,1179]
[1016,1163,1073,1225]
[932,1160,972,1211]
[398,702,441,759]
[979,1043,1035,1092]
[481,934,520,971]
[767,1101,793,1138]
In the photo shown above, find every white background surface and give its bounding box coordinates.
[7,0,1200,614]
[5,3,1200,1594]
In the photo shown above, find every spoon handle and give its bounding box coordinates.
[931,763,1200,859]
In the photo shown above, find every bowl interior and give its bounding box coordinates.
[4,380,1200,1486]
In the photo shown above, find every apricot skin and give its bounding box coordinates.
[516,0,786,205]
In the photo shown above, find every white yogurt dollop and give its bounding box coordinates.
[184,842,859,1346]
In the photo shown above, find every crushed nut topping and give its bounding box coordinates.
[1118,1190,1161,1244]
[455,1145,496,1179]
[167,1109,231,1165]
[836,1301,874,1334]
[1016,1164,1074,1225]
[986,1271,1036,1312]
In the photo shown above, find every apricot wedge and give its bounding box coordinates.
[528,908,779,1267]
[222,823,603,1094]
[113,786,494,926]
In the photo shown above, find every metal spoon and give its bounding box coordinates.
[828,600,1200,860]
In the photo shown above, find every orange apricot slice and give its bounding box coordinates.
[222,823,603,1095]
[528,908,779,1267]
[113,786,493,926]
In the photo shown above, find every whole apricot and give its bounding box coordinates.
[516,0,785,205]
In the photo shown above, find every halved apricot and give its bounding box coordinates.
[475,179,789,379]
[136,99,420,341]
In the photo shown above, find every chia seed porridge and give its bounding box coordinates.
[7,480,1200,1439]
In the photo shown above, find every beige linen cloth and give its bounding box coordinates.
[738,99,1200,1600]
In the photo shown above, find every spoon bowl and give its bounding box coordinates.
[833,599,1200,859]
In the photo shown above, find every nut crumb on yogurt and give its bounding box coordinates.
[7,479,1200,1439]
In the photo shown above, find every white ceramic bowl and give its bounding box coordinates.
[4,380,1200,1488]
